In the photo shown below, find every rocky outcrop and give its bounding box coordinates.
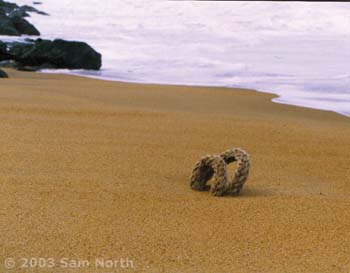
[2,39,102,70]
[0,0,102,71]
[0,0,45,36]
[0,0,18,13]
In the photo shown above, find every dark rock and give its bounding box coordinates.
[0,0,45,36]
[0,40,6,53]
[0,60,41,71]
[0,10,40,36]
[0,0,19,14]
[9,8,30,18]
[24,38,36,43]
[0,68,8,77]
[10,15,40,35]
[20,5,49,16]
[0,40,11,60]
[33,1,42,5]
[0,0,46,15]
[0,12,19,36]
[7,41,33,57]
[8,39,102,70]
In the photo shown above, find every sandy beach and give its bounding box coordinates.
[0,69,349,273]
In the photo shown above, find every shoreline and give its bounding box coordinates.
[34,69,350,118]
[2,0,349,119]
[1,69,350,273]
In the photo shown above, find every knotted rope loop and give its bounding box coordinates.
[190,148,251,197]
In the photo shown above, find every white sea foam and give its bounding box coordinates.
[5,0,350,116]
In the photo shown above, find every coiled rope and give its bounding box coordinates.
[190,148,251,196]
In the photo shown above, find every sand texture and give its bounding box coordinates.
[0,69,350,273]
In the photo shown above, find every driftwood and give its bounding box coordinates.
[190,148,251,196]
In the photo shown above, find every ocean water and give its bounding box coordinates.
[4,0,350,116]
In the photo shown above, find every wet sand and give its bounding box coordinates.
[0,69,349,273]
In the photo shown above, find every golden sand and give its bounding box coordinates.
[0,69,349,273]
